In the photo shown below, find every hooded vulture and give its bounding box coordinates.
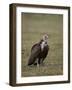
[28,34,49,66]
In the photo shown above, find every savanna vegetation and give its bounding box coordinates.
[21,13,63,77]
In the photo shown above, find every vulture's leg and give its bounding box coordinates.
[37,58,40,67]
[39,58,45,66]
[33,60,37,65]
[33,58,39,66]
[33,58,40,67]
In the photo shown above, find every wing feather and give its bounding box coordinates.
[28,44,41,65]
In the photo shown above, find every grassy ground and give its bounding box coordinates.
[21,13,63,77]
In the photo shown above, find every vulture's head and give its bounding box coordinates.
[43,34,48,42]
[40,34,48,51]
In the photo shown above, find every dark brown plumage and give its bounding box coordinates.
[28,34,49,66]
